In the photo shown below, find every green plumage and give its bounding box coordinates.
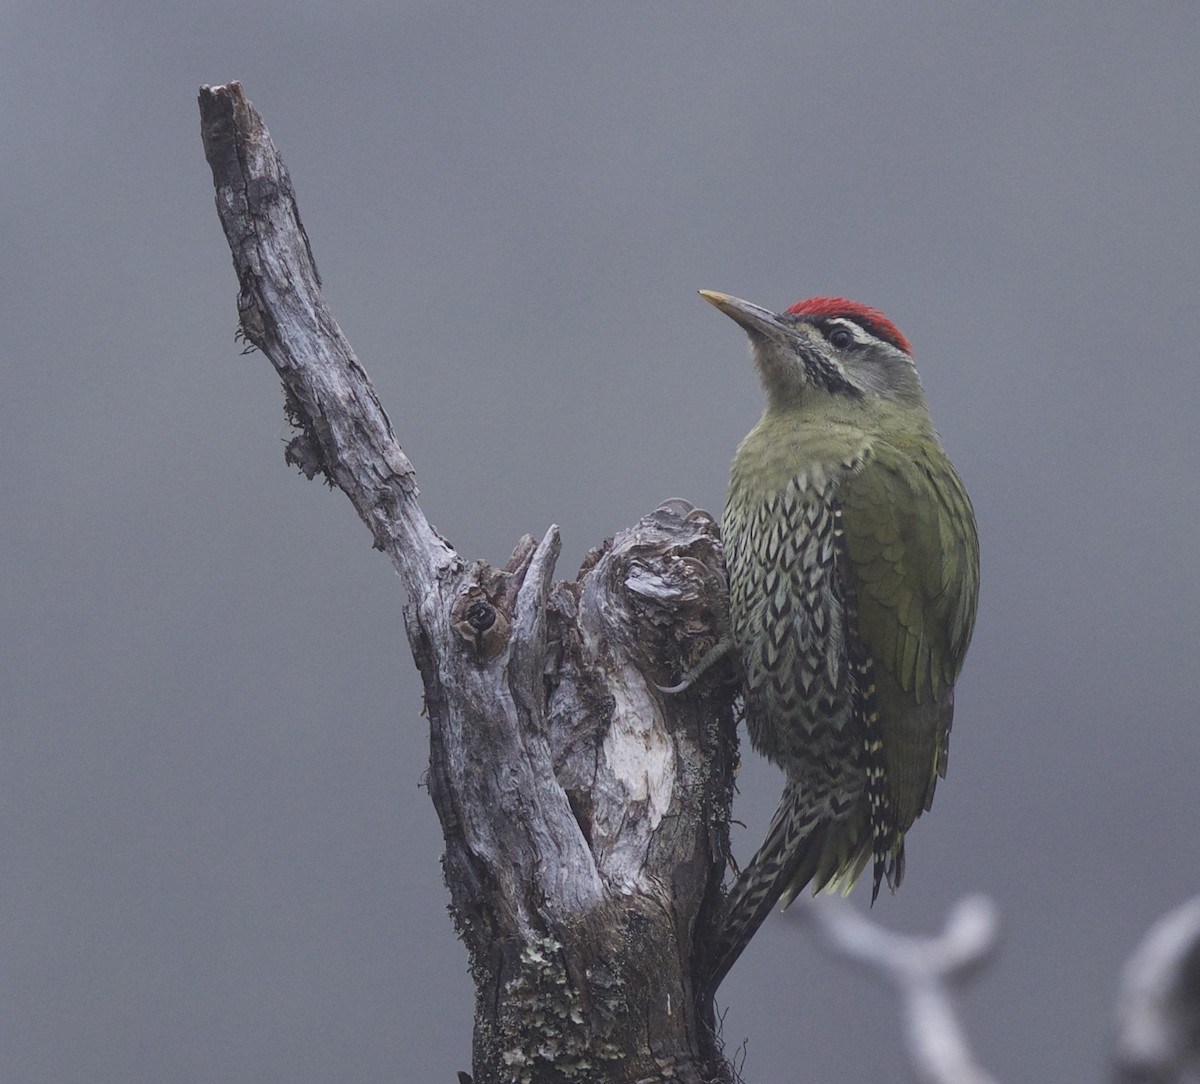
[699,291,980,991]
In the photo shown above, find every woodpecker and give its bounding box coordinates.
[702,291,979,990]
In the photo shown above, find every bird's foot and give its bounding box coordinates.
[655,637,733,694]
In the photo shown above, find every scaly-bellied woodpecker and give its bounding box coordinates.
[701,291,979,991]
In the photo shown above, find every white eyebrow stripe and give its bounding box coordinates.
[824,316,877,345]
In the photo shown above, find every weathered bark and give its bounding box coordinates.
[198,82,739,1084]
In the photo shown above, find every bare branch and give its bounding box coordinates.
[1113,895,1200,1084]
[199,82,739,1082]
[793,894,1002,1084]
[198,81,456,598]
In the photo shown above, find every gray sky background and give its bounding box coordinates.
[4,2,1199,1081]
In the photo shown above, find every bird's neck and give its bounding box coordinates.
[730,402,933,499]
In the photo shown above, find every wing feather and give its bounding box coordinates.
[840,441,978,699]
[837,440,979,826]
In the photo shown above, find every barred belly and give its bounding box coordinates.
[724,472,865,802]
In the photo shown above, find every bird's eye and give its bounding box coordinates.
[828,327,855,350]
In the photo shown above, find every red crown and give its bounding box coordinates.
[784,297,912,356]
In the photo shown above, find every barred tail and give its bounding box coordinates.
[707,784,872,992]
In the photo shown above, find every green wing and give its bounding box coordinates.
[840,439,978,700]
[838,439,980,823]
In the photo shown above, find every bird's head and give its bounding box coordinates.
[700,290,928,417]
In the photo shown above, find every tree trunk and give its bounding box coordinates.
[198,81,740,1084]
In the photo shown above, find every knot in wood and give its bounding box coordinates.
[452,584,510,661]
[464,599,495,634]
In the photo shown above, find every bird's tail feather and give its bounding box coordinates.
[707,785,871,992]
